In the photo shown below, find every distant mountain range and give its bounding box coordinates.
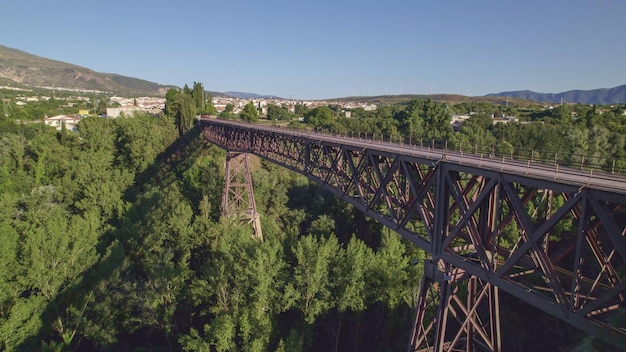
[224,91,282,99]
[2,44,623,104]
[486,85,626,105]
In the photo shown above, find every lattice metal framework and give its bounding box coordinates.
[200,119,626,350]
[222,151,263,240]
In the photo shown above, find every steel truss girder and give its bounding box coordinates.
[200,120,626,349]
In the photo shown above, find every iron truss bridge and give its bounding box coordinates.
[199,118,626,351]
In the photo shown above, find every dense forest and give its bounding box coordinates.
[1,86,624,351]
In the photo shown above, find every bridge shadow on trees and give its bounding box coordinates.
[18,122,220,350]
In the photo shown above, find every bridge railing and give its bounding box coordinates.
[307,128,626,175]
[203,118,626,176]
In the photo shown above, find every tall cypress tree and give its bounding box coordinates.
[176,93,196,136]
[192,82,205,113]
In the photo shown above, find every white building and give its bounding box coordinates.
[44,115,81,131]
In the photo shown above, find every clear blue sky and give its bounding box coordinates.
[2,0,625,100]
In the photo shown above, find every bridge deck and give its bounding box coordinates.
[202,118,626,195]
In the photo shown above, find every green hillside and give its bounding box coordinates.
[0,44,176,96]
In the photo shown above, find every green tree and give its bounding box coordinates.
[114,113,177,174]
[286,234,339,326]
[218,103,234,119]
[397,99,424,138]
[0,193,21,350]
[421,99,452,140]
[77,116,115,153]
[240,101,259,122]
[294,103,309,118]
[165,88,181,117]
[116,184,196,349]
[6,131,26,174]
[4,186,101,350]
[177,93,197,136]
[204,93,218,115]
[309,214,335,237]
[165,87,197,136]
[238,238,287,351]
[304,106,334,128]
[266,103,292,121]
[332,236,374,352]
[372,230,414,309]
[183,222,257,351]
[450,113,497,152]
[192,82,206,113]
[97,97,108,115]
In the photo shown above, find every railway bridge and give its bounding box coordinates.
[199,118,626,351]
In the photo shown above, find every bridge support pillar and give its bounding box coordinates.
[409,261,501,352]
[222,152,263,240]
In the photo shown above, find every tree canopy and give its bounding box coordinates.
[240,101,259,122]
[0,91,621,351]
